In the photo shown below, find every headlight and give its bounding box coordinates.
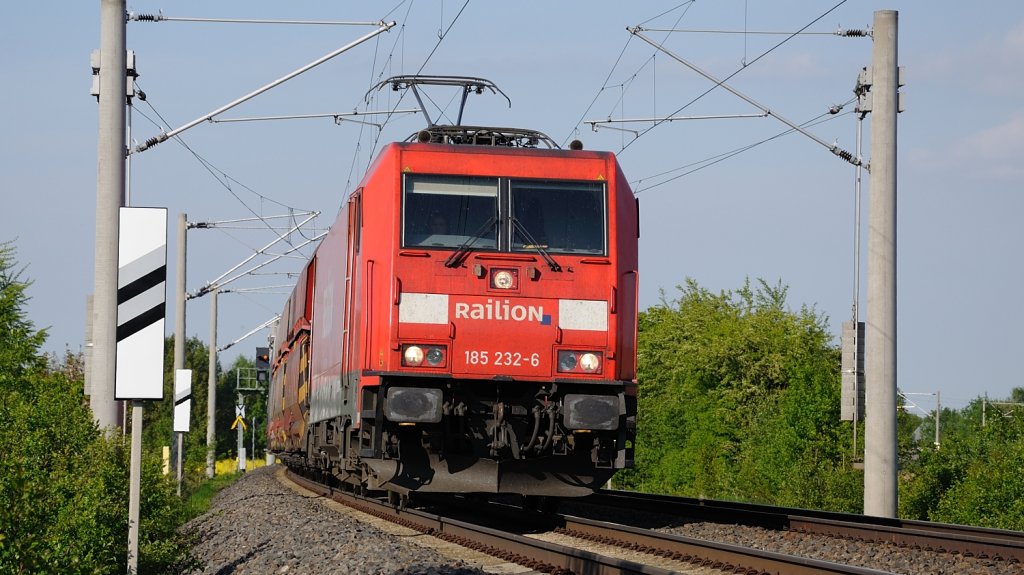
[557,351,577,372]
[403,345,425,366]
[489,268,519,290]
[425,347,445,366]
[579,353,600,372]
[402,344,447,368]
[557,350,603,374]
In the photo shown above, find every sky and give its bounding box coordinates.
[2,1,1022,411]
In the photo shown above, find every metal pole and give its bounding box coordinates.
[864,9,899,518]
[174,213,187,494]
[252,415,257,469]
[935,391,941,448]
[90,0,126,430]
[206,289,217,478]
[237,389,244,472]
[127,401,142,574]
[852,113,864,461]
[174,215,187,369]
[125,101,131,205]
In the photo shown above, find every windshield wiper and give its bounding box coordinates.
[510,217,561,272]
[444,216,497,268]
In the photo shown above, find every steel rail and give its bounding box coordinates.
[587,490,1024,563]
[285,470,675,575]
[557,515,894,575]
[285,469,895,574]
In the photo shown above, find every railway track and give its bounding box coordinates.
[580,490,1024,564]
[285,469,901,575]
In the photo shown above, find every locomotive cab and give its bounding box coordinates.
[355,149,637,495]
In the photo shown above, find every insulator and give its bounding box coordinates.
[841,28,870,37]
[134,13,162,22]
[835,149,855,163]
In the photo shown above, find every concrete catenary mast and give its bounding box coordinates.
[864,9,899,518]
[90,0,126,429]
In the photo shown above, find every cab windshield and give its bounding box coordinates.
[402,175,498,249]
[402,174,607,256]
[510,180,605,255]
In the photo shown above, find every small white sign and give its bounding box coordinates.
[115,207,167,400]
[173,369,192,432]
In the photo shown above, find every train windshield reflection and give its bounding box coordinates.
[403,175,499,248]
[511,180,606,255]
[402,175,607,256]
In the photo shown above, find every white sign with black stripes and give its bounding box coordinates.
[173,369,192,432]
[115,207,167,400]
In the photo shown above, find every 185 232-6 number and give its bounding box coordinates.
[464,350,540,367]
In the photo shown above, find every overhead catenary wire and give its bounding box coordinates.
[134,21,396,153]
[632,107,853,193]
[209,110,419,124]
[189,230,327,300]
[129,12,387,27]
[629,26,861,167]
[631,104,854,195]
[130,16,395,258]
[209,233,327,296]
[133,91,317,216]
[189,213,318,227]
[132,91,322,247]
[125,10,396,360]
[221,285,295,293]
[340,1,418,193]
[217,314,281,353]
[210,227,314,263]
[245,271,302,278]
[191,213,320,297]
[587,112,768,128]
[192,225,325,231]
[632,27,870,36]
[352,0,471,193]
[617,0,853,155]
[562,1,696,147]
[375,1,471,126]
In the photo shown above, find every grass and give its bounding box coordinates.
[182,471,239,522]
[179,458,273,522]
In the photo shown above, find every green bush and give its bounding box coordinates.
[0,241,194,574]
[900,404,1024,530]
[617,279,861,511]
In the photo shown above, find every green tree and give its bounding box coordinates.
[900,392,1024,529]
[618,278,861,511]
[144,335,215,481]
[144,333,269,474]
[0,241,193,573]
[215,355,267,461]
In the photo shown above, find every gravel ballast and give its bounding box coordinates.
[184,466,1021,575]
[561,499,1023,575]
[181,466,499,575]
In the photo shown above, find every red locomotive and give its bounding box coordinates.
[267,77,638,496]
